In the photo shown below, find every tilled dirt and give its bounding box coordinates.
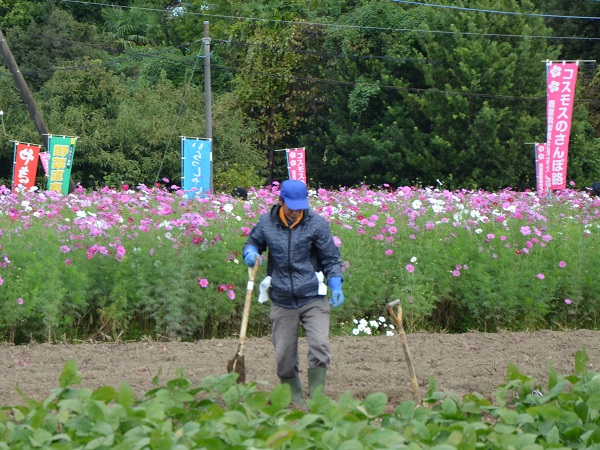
[0,330,598,407]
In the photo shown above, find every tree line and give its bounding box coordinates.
[0,0,599,192]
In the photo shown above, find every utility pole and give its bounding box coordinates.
[203,21,213,192]
[0,28,75,192]
[0,28,50,148]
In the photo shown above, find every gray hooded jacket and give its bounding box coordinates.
[243,204,343,309]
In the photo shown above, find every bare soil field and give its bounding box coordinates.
[1,330,598,407]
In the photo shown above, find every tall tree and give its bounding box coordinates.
[225,0,323,184]
[297,0,597,190]
[101,0,166,49]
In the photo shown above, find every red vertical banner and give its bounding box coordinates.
[12,142,41,193]
[546,61,578,190]
[286,147,306,183]
[535,143,549,194]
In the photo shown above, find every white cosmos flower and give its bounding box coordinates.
[412,200,422,210]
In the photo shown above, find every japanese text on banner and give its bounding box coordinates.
[287,147,306,183]
[181,137,212,197]
[535,143,548,194]
[546,62,578,190]
[12,142,41,193]
[47,136,77,195]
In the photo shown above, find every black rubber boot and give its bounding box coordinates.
[308,367,327,397]
[280,375,307,410]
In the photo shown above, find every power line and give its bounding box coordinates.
[214,39,448,65]
[212,63,600,104]
[391,0,600,20]
[1,41,597,104]
[59,0,600,41]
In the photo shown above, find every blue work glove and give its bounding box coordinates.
[243,245,261,267]
[328,276,344,308]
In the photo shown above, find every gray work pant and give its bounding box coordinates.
[270,297,331,379]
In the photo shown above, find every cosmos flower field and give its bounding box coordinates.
[0,181,598,343]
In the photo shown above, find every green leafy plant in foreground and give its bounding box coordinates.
[1,348,599,448]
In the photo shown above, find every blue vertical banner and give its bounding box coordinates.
[181,137,212,197]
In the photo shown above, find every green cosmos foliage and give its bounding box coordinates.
[1,348,600,448]
[1,184,600,342]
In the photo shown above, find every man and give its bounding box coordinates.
[242,179,344,408]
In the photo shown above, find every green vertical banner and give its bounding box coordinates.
[47,135,77,194]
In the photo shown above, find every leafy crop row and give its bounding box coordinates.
[0,348,598,448]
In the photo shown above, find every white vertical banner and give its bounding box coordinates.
[535,143,548,194]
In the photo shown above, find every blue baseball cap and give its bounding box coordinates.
[280,180,309,210]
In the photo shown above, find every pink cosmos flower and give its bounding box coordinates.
[500,236,507,241]
[17,298,23,305]
[64,259,72,266]
[385,249,393,256]
[559,261,567,268]
[60,246,70,253]
[520,226,531,236]
[198,278,209,288]
[228,289,236,300]
[564,299,572,305]
[405,264,414,273]
[0,276,3,285]
[487,234,495,240]
[537,273,545,280]
[452,270,461,277]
